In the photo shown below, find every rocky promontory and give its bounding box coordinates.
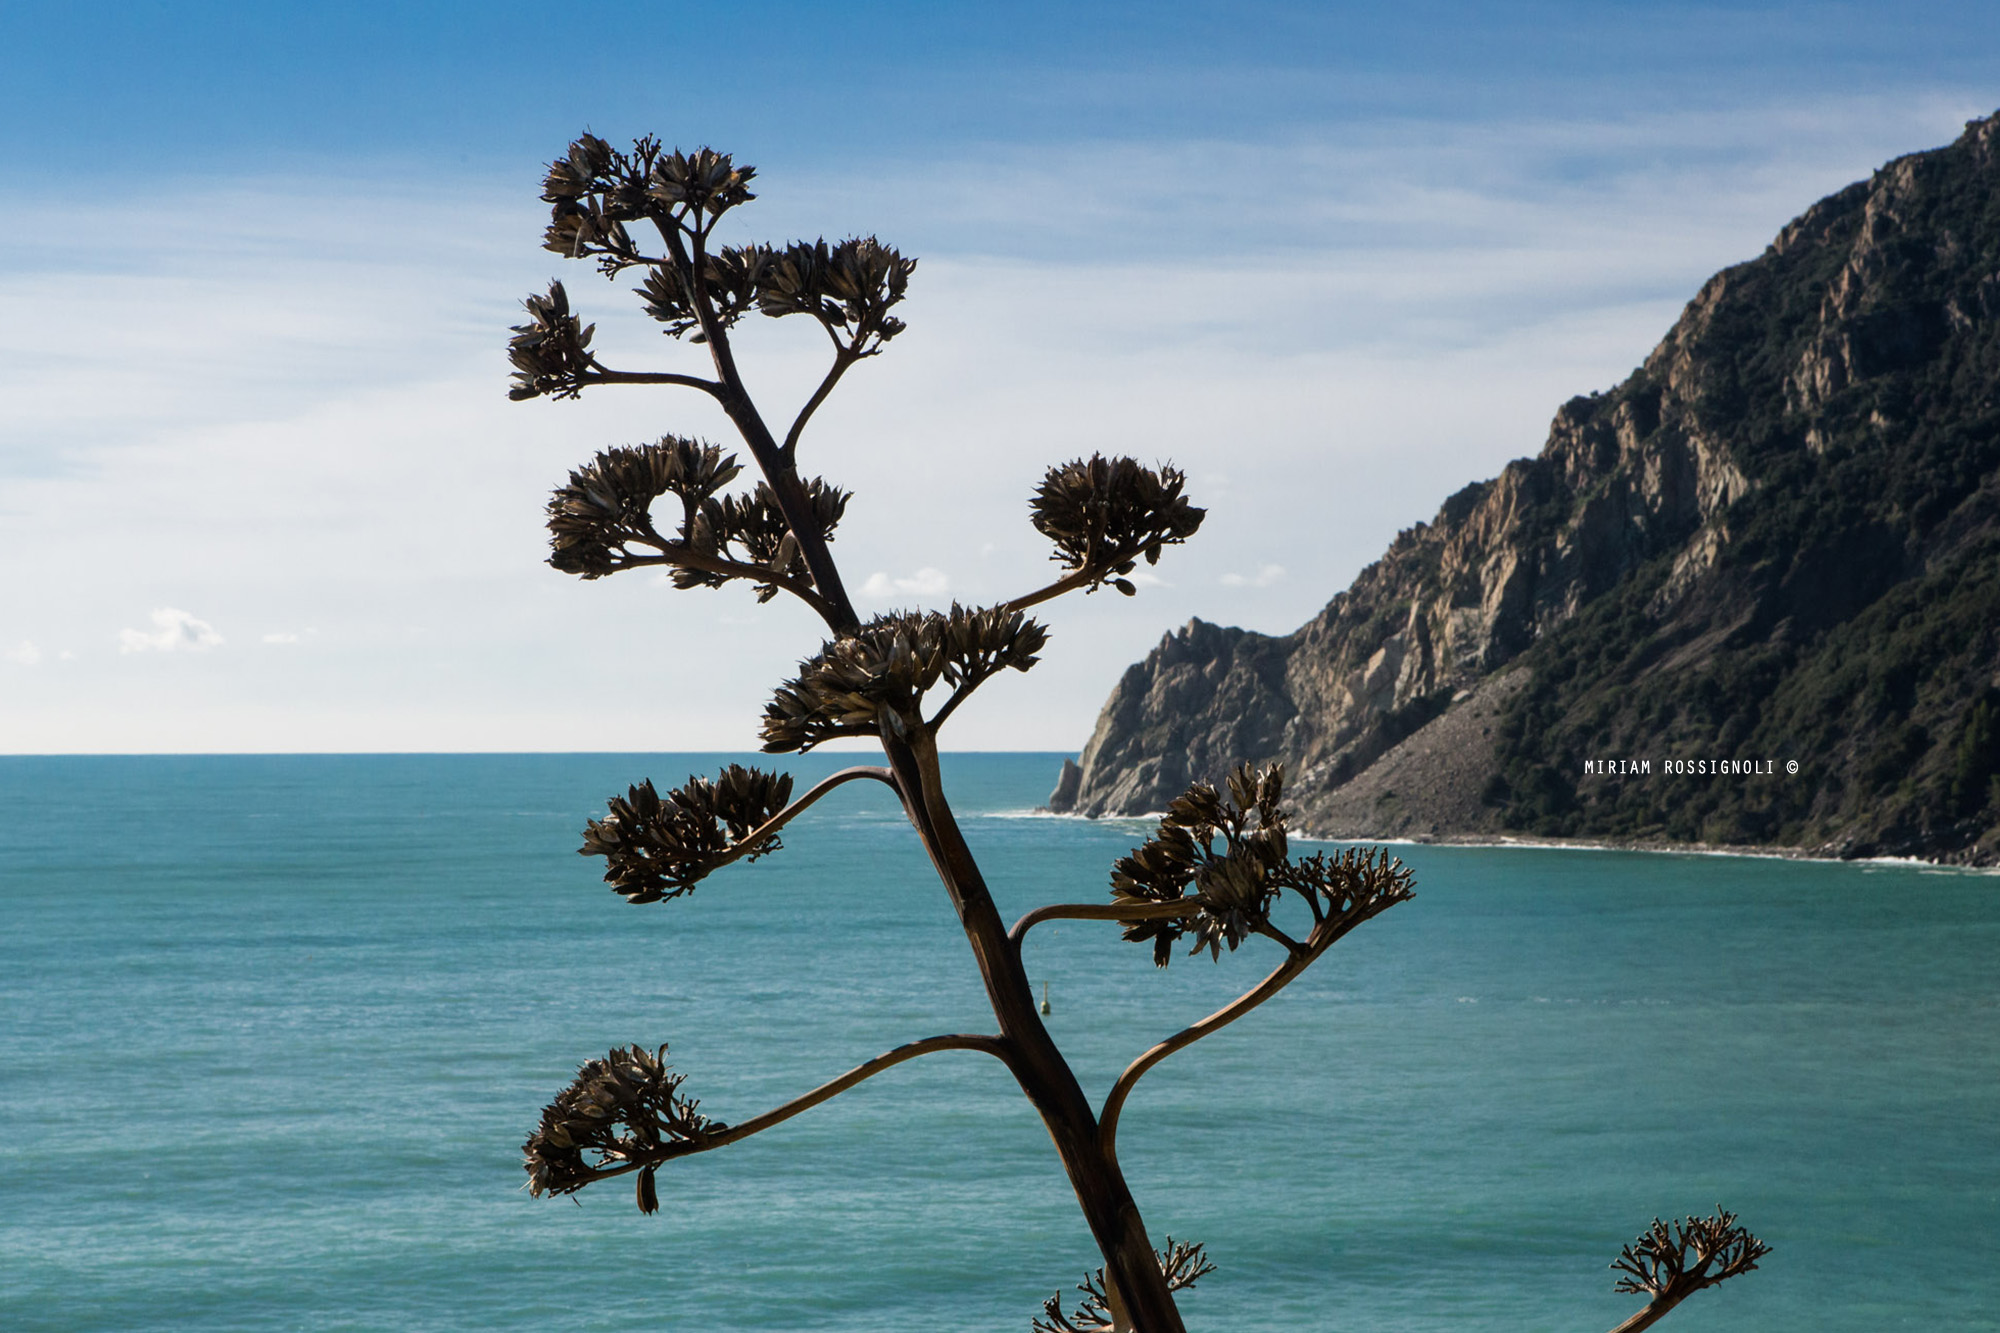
[1052,112,2000,866]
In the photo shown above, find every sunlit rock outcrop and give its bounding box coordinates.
[1055,112,2000,865]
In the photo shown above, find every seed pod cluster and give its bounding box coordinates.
[637,244,772,340]
[539,134,642,271]
[580,766,796,904]
[641,144,758,217]
[763,605,1049,752]
[543,437,846,595]
[546,436,738,577]
[523,1043,719,1206]
[1031,455,1206,595]
[507,280,597,400]
[678,476,849,600]
[540,134,757,275]
[534,134,913,358]
[754,237,916,354]
[635,235,914,354]
[1112,764,1414,966]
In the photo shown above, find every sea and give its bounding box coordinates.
[2,753,1995,1332]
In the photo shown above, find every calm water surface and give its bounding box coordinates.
[2,754,1995,1330]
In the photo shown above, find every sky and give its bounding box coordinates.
[4,1,1999,754]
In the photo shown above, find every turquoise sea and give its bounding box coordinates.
[2,753,1996,1331]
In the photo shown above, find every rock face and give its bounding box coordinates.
[1052,113,2000,865]
[1057,619,1295,814]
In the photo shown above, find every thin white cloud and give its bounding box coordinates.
[261,631,304,644]
[1,98,1987,750]
[119,608,223,654]
[1220,564,1287,589]
[843,94,1986,269]
[861,567,951,600]
[5,641,40,665]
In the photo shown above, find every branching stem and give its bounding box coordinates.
[570,1033,1010,1186]
[533,161,1190,1329]
[581,367,724,396]
[1098,943,1320,1165]
[1008,899,1207,952]
[1001,569,1099,615]
[783,348,859,463]
[1607,1295,1695,1333]
[928,674,1007,732]
[1252,921,1307,956]
[739,765,896,851]
[610,548,837,621]
[625,765,895,891]
[1001,538,1188,614]
[658,215,860,632]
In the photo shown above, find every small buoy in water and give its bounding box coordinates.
[1040,980,1051,1015]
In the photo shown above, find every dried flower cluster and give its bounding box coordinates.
[579,766,796,903]
[681,477,849,598]
[1033,1238,1216,1333]
[753,236,914,352]
[1031,455,1206,595]
[523,1043,721,1212]
[1612,1208,1771,1301]
[635,246,768,339]
[544,436,734,574]
[507,280,598,400]
[529,131,914,361]
[762,605,1049,752]
[543,436,846,595]
[634,235,916,353]
[1112,764,1415,966]
[540,133,756,273]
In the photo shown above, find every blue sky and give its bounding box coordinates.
[4,2,1999,753]
[8,2,1997,167]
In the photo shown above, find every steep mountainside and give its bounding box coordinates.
[1051,113,2000,865]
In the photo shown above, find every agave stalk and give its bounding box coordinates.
[506,132,1764,1333]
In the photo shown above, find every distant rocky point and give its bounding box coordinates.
[1051,112,2000,866]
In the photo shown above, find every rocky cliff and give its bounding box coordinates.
[1052,112,2000,865]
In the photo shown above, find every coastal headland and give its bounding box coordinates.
[1052,113,2000,867]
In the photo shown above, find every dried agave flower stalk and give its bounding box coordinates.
[505,131,1767,1333]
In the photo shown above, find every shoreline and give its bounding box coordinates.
[1017,806,2000,873]
[1303,829,2000,873]
[1293,826,2000,872]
